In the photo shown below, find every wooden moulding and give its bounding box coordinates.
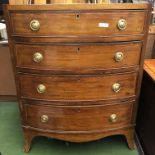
[6,3,150,9]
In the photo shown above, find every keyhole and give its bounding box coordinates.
[76,14,80,19]
[77,47,80,53]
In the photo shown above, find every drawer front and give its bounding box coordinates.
[23,103,133,131]
[19,73,137,101]
[10,11,145,36]
[15,42,141,72]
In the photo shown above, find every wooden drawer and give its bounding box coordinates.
[23,102,133,131]
[19,73,137,101]
[10,11,145,36]
[15,42,141,73]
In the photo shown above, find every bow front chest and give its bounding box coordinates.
[4,3,150,152]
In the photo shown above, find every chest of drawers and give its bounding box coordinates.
[4,3,151,152]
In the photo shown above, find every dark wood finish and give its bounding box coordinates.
[136,59,155,155]
[19,73,137,101]
[23,102,133,131]
[23,127,135,152]
[6,3,150,10]
[10,11,145,36]
[13,35,145,43]
[4,3,151,152]
[15,42,141,73]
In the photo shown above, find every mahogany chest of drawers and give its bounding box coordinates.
[4,3,150,152]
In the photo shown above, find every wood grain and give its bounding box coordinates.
[4,3,150,152]
[23,127,135,152]
[15,42,141,73]
[23,102,133,131]
[19,73,137,101]
[10,11,145,36]
[6,3,150,10]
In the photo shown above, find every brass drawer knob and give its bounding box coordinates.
[33,52,43,63]
[30,19,40,31]
[117,19,127,31]
[114,52,124,62]
[41,115,49,123]
[112,83,121,93]
[37,84,46,94]
[110,114,117,123]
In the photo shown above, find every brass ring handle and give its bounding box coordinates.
[117,19,127,31]
[110,114,117,123]
[33,52,43,63]
[114,52,124,62]
[41,115,49,123]
[37,84,46,94]
[112,83,121,93]
[30,19,40,31]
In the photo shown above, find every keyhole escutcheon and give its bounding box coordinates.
[76,14,80,19]
[77,47,80,53]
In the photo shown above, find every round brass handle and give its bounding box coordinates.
[114,52,124,62]
[33,52,43,63]
[30,19,40,31]
[112,83,121,93]
[110,114,117,123]
[41,115,49,123]
[37,84,46,94]
[117,19,127,31]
